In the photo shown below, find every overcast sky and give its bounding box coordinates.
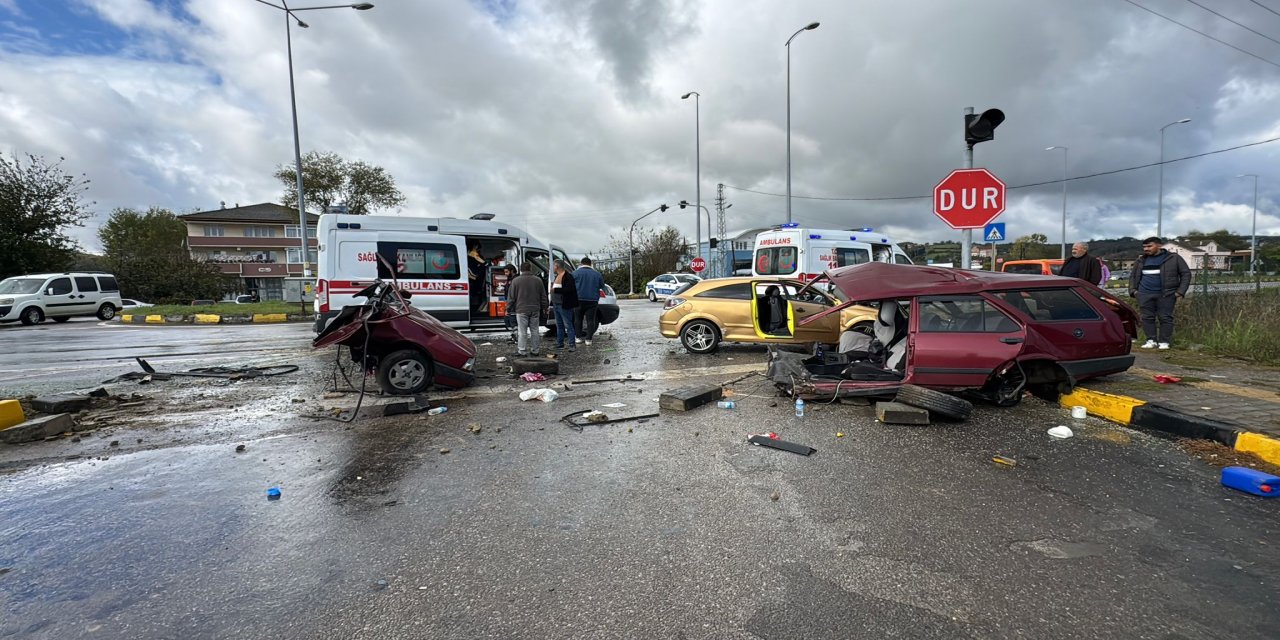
[3,0,1280,255]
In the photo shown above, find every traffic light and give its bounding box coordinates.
[659,204,669,212]
[964,108,1005,146]
[709,238,718,249]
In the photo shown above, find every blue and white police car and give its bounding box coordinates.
[644,273,701,302]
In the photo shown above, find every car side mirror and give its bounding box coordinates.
[47,289,55,295]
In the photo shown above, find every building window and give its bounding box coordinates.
[285,225,317,238]
[287,248,318,264]
[203,224,225,237]
[244,226,276,238]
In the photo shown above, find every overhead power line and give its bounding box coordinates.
[1183,0,1280,48]
[1120,0,1280,69]
[1249,0,1280,20]
[722,134,1280,202]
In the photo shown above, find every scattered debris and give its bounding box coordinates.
[747,432,816,456]
[1153,374,1182,384]
[496,357,508,363]
[266,487,281,500]
[1221,466,1278,497]
[716,401,736,409]
[1070,406,1088,419]
[511,358,559,376]
[109,440,120,447]
[291,398,306,404]
[427,407,448,416]
[31,394,91,414]
[520,372,548,382]
[836,432,844,438]
[602,402,627,408]
[106,357,299,383]
[875,401,930,425]
[560,410,660,431]
[1,414,75,444]
[992,455,1017,466]
[770,490,780,501]
[1047,425,1074,439]
[519,388,559,403]
[439,448,451,455]
[87,388,110,398]
[468,424,482,434]
[322,391,346,399]
[583,410,609,423]
[235,444,247,453]
[659,384,723,411]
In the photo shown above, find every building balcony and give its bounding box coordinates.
[188,236,316,248]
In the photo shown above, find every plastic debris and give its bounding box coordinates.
[495,357,508,363]
[520,372,548,382]
[582,410,609,423]
[717,401,736,409]
[427,407,447,416]
[602,402,627,408]
[519,388,559,402]
[266,487,281,500]
[1152,374,1182,384]
[1221,466,1279,497]
[1047,425,1074,439]
[992,456,1017,466]
[747,432,816,456]
[1070,406,1087,419]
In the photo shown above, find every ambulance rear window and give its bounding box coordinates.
[755,247,797,275]
[377,243,460,280]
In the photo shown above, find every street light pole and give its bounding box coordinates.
[681,92,701,271]
[1157,118,1191,238]
[1046,146,1068,260]
[1237,174,1259,275]
[253,0,374,282]
[785,21,819,224]
[629,204,668,295]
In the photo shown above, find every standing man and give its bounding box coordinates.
[506,261,548,357]
[1060,242,1102,285]
[572,256,604,346]
[1128,237,1191,350]
[466,240,488,315]
[550,260,579,351]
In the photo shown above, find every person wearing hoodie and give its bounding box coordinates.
[506,261,549,357]
[1127,236,1191,350]
[571,256,605,345]
[550,260,579,351]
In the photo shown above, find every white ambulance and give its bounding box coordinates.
[751,223,913,282]
[314,213,580,332]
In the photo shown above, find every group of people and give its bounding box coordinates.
[1059,237,1191,350]
[501,256,605,357]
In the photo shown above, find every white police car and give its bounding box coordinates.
[644,273,701,302]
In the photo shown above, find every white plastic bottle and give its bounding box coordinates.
[794,398,805,418]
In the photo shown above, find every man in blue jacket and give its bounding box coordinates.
[1127,237,1191,350]
[571,257,605,346]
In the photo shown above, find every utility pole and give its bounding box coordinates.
[962,107,974,269]
[716,183,728,278]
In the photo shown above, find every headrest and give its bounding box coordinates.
[877,301,899,324]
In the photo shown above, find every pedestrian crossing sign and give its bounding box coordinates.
[983,223,1005,242]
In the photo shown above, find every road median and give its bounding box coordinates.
[120,313,310,325]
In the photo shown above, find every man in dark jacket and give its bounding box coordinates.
[571,257,605,345]
[1127,237,1191,350]
[1060,242,1102,285]
[507,262,549,356]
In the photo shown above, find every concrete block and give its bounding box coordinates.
[659,384,723,411]
[876,401,931,425]
[0,399,25,430]
[145,314,164,324]
[194,314,221,324]
[252,313,287,323]
[1,414,75,444]
[31,394,91,414]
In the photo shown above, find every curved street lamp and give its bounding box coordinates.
[252,1,375,281]
[629,204,669,295]
[1157,118,1191,238]
[785,21,820,223]
[1237,173,1259,275]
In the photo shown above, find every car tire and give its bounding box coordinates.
[19,307,44,326]
[680,320,720,354]
[894,384,973,421]
[648,289,657,302]
[376,349,433,396]
[512,357,560,375]
[53,316,71,323]
[96,303,117,320]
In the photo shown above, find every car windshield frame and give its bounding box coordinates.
[0,278,46,295]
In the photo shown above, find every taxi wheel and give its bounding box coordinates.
[648,289,657,302]
[680,320,720,354]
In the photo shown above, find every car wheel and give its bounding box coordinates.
[53,316,71,323]
[376,349,433,395]
[19,307,44,326]
[648,289,657,302]
[96,303,117,320]
[680,320,720,354]
[894,384,973,421]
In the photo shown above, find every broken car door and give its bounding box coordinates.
[908,295,1026,388]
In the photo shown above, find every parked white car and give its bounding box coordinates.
[0,272,123,325]
[644,273,701,302]
[120,298,153,308]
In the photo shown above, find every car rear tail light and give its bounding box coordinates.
[663,296,686,310]
[316,279,329,313]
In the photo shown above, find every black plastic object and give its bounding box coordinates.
[748,434,816,456]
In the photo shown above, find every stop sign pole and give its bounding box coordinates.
[961,107,975,268]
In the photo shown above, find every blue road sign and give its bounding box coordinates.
[983,222,1006,242]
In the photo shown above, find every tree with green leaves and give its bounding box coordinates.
[0,152,92,279]
[99,207,230,303]
[274,151,406,217]
[1010,233,1055,260]
[596,226,689,294]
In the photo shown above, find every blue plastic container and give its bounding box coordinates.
[1220,466,1278,498]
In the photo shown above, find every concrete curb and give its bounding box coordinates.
[119,313,309,325]
[1060,387,1280,466]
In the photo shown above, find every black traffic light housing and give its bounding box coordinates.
[964,108,1005,146]
[709,238,718,249]
[659,204,669,212]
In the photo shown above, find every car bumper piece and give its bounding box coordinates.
[1060,355,1136,382]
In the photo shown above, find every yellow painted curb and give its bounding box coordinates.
[121,314,133,323]
[0,399,25,430]
[1060,388,1146,425]
[145,315,165,324]
[1235,432,1280,467]
[252,313,287,323]
[194,314,221,324]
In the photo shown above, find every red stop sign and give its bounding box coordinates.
[933,168,1006,229]
[690,257,707,273]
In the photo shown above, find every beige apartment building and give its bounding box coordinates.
[179,202,317,302]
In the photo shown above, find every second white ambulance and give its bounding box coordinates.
[751,223,912,282]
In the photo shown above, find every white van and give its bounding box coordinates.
[751,223,912,282]
[314,213,619,331]
[0,272,124,325]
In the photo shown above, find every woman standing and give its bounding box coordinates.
[551,260,579,351]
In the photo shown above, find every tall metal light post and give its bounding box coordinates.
[1157,118,1191,238]
[1237,174,1259,275]
[629,204,669,295]
[254,1,374,281]
[1046,146,1069,259]
[681,91,702,269]
[785,21,820,223]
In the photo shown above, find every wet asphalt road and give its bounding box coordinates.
[1,301,1278,639]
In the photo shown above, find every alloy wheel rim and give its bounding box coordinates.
[389,360,425,389]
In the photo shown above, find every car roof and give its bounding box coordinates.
[825,263,1084,300]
